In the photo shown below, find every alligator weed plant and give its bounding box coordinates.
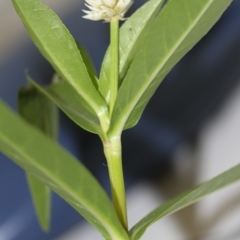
[0,0,239,239]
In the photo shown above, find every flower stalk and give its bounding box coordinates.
[110,17,119,115]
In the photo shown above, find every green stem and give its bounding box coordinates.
[109,18,119,115]
[104,135,128,231]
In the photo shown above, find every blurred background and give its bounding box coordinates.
[0,0,240,239]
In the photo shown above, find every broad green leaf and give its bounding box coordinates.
[130,164,240,240]
[27,75,103,136]
[18,84,58,231]
[99,0,165,103]
[109,0,233,135]
[12,0,108,120]
[0,101,128,240]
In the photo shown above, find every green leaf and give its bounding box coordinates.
[0,100,128,240]
[27,75,103,136]
[18,84,58,139]
[27,174,51,232]
[130,164,240,240]
[12,0,108,120]
[109,0,233,135]
[18,84,58,231]
[75,40,98,89]
[99,0,165,103]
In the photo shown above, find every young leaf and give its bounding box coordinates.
[27,75,103,136]
[0,101,128,240]
[99,0,165,103]
[130,163,240,240]
[12,0,108,121]
[18,84,58,231]
[109,0,233,136]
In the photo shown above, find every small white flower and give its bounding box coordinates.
[83,0,133,22]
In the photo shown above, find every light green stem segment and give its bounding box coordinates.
[110,18,119,115]
[103,136,128,231]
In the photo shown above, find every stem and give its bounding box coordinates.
[104,136,128,231]
[109,18,119,115]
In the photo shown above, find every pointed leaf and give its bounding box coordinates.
[18,84,58,231]
[27,75,103,136]
[99,0,164,103]
[27,174,51,232]
[109,0,233,135]
[0,101,128,240]
[130,163,240,240]
[12,0,108,119]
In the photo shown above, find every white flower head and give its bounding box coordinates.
[83,0,133,22]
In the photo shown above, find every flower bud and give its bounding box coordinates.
[83,0,133,22]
